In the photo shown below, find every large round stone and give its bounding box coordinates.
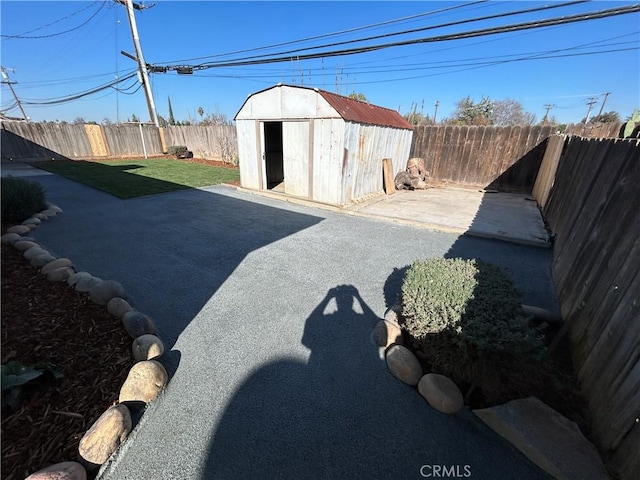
[385,344,422,386]
[75,276,103,293]
[119,360,168,403]
[89,280,125,306]
[41,208,58,217]
[25,461,87,480]
[68,271,92,287]
[374,319,403,348]
[383,304,402,324]
[7,225,30,235]
[78,404,131,470]
[14,240,39,252]
[31,253,56,268]
[32,213,48,221]
[23,246,46,260]
[418,373,464,414]
[1,233,21,245]
[132,334,165,361]
[48,205,63,213]
[47,267,74,282]
[22,217,41,226]
[107,297,133,318]
[41,258,73,274]
[122,311,157,338]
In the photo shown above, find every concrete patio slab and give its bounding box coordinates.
[348,187,550,247]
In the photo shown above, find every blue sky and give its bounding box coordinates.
[1,1,639,124]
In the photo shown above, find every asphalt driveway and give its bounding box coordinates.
[18,168,558,479]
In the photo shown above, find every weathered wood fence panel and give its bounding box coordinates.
[531,134,565,208]
[1,121,93,159]
[165,125,237,161]
[565,122,623,138]
[102,124,163,157]
[543,136,640,480]
[410,125,554,191]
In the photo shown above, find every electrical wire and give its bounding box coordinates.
[0,1,102,40]
[160,0,491,64]
[168,0,590,68]
[166,4,639,71]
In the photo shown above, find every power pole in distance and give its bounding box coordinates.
[542,104,554,124]
[116,0,159,127]
[433,100,440,123]
[595,92,611,121]
[584,97,598,124]
[1,67,29,121]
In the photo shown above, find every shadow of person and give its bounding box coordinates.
[204,285,548,480]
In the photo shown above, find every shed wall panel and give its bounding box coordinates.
[236,86,340,120]
[312,119,344,205]
[236,120,260,190]
[283,121,310,197]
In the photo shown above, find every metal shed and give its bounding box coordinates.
[234,84,414,206]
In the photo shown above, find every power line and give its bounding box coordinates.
[154,3,640,72]
[1,2,107,39]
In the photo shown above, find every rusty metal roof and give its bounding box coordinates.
[316,88,413,130]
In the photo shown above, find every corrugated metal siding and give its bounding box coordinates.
[236,120,260,190]
[282,121,310,197]
[318,89,413,130]
[312,119,344,205]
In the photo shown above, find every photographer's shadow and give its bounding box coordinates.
[204,285,412,479]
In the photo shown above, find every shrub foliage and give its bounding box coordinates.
[400,258,545,394]
[1,177,47,223]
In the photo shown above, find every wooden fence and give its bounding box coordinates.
[536,135,640,480]
[564,122,624,138]
[0,121,235,162]
[410,125,554,191]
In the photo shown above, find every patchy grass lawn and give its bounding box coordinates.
[36,158,240,199]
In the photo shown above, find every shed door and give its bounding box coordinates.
[282,121,310,198]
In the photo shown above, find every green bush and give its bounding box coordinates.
[167,145,188,156]
[400,258,545,391]
[1,176,47,223]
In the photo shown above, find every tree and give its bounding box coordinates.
[102,117,112,126]
[583,111,621,123]
[157,115,168,127]
[490,98,536,126]
[167,96,176,125]
[130,113,140,123]
[452,96,494,125]
[72,117,86,125]
[348,92,368,102]
[197,106,205,120]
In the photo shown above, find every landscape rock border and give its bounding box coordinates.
[376,302,608,479]
[3,203,170,480]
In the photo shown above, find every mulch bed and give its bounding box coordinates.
[1,229,132,480]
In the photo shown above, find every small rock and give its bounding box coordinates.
[107,297,133,318]
[374,319,403,347]
[41,258,73,275]
[89,280,125,306]
[41,208,58,217]
[122,311,157,338]
[23,246,46,260]
[22,217,41,226]
[119,360,168,403]
[75,276,103,292]
[78,404,132,470]
[1,233,21,245]
[385,344,422,386]
[47,267,74,282]
[30,253,56,268]
[418,373,464,414]
[24,223,38,231]
[6,225,30,235]
[68,271,92,287]
[14,240,39,252]
[48,205,63,213]
[32,213,48,221]
[25,461,87,480]
[132,334,165,361]
[384,304,401,323]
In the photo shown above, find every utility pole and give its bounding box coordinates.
[542,104,555,125]
[595,92,611,121]
[116,0,159,127]
[1,67,29,121]
[584,97,598,124]
[433,100,440,123]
